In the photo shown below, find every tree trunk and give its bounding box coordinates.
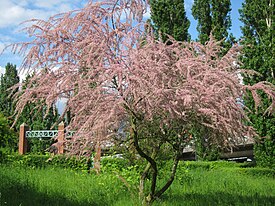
[130,118,158,205]
[155,152,181,199]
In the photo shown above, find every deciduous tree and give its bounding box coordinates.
[192,0,233,51]
[9,0,275,204]
[239,0,275,168]
[16,74,59,131]
[0,63,19,120]
[0,113,17,152]
[150,0,190,42]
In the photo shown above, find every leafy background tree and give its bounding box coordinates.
[0,64,59,154]
[150,0,190,42]
[0,63,19,153]
[16,73,59,153]
[0,113,17,153]
[16,74,59,131]
[192,0,234,52]
[239,0,275,168]
[0,63,19,120]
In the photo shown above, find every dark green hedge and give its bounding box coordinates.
[1,153,90,171]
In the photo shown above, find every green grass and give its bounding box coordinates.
[159,166,275,206]
[0,162,274,206]
[0,165,137,206]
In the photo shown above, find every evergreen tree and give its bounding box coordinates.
[192,0,233,51]
[17,74,59,130]
[150,0,190,42]
[239,0,275,168]
[192,0,212,44]
[0,63,20,119]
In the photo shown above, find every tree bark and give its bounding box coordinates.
[130,118,158,204]
[155,152,181,199]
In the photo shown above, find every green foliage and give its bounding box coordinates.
[0,64,19,153]
[1,154,90,171]
[27,138,54,154]
[16,74,59,131]
[192,0,212,43]
[101,157,133,172]
[254,138,275,169]
[150,0,190,42]
[239,0,275,168]
[192,0,233,51]
[194,135,221,161]
[101,157,142,187]
[0,113,18,152]
[0,63,19,118]
[195,143,220,161]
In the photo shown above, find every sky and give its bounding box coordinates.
[0,0,244,76]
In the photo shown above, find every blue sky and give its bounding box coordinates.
[0,0,244,75]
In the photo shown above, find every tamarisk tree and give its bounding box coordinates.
[10,0,275,204]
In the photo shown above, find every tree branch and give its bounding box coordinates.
[131,117,158,201]
[155,151,181,199]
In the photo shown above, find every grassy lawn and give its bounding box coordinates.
[0,162,274,206]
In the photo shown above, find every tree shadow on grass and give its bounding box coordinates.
[0,181,103,206]
[157,191,275,206]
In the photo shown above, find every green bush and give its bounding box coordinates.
[0,113,18,152]
[1,154,91,171]
[180,160,243,170]
[27,138,54,154]
[101,157,142,186]
[254,139,275,169]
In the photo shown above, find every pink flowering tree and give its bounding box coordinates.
[10,0,275,204]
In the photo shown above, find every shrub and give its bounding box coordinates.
[254,139,275,169]
[0,113,18,152]
[1,154,91,171]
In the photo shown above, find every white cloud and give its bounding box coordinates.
[0,34,14,54]
[0,1,36,28]
[0,66,5,76]
[0,0,86,67]
[0,0,84,29]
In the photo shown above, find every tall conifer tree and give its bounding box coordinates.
[192,0,233,51]
[16,74,59,130]
[0,63,19,119]
[150,0,190,42]
[240,0,275,168]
